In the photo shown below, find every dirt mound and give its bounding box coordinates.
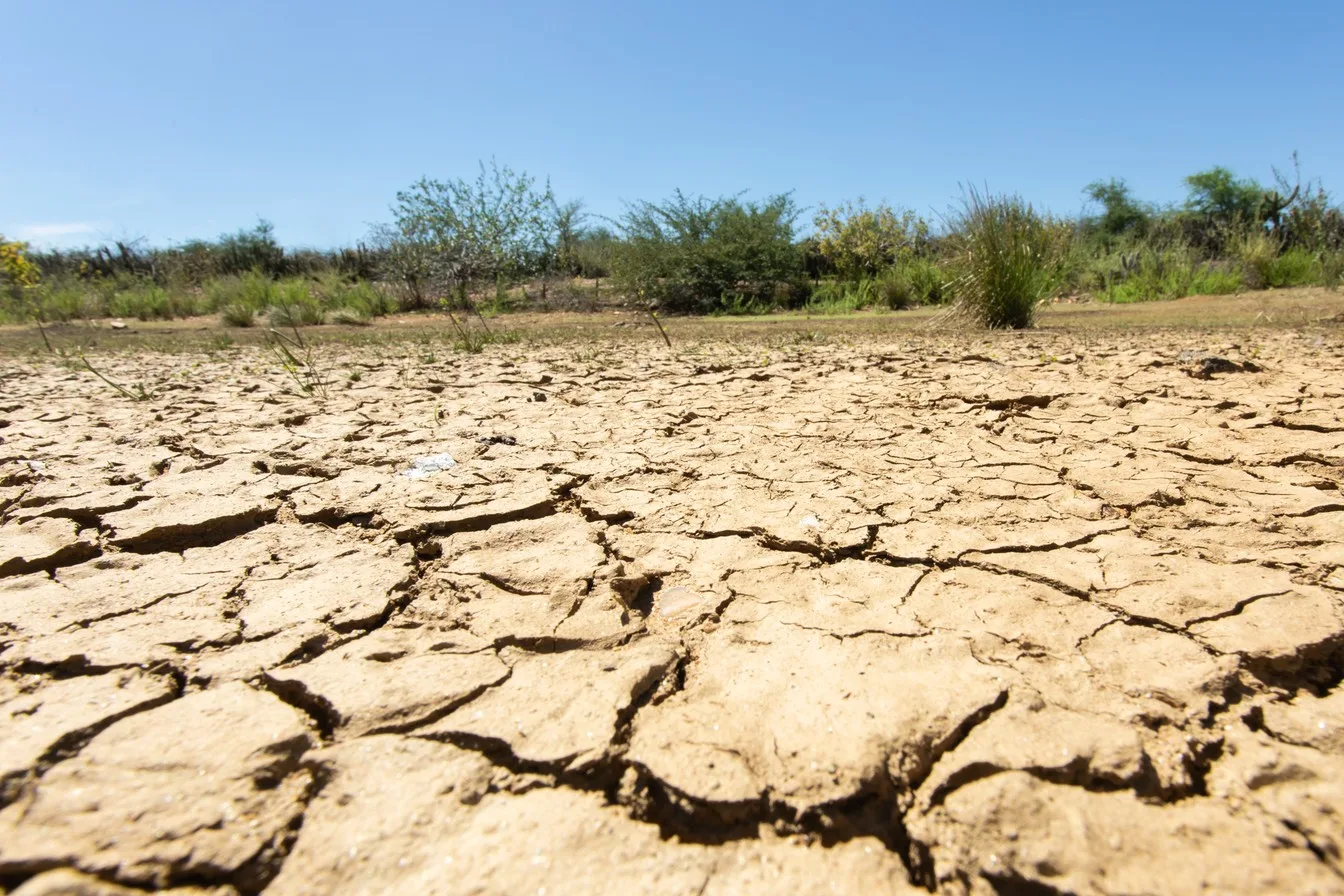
[2,330,1343,893]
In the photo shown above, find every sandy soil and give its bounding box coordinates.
[1,326,1343,895]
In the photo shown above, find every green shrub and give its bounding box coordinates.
[611,191,803,314]
[898,257,948,306]
[811,201,930,281]
[108,283,175,320]
[946,189,1067,328]
[1266,248,1321,288]
[1323,251,1344,289]
[32,282,99,321]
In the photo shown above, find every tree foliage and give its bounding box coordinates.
[1083,178,1151,239]
[811,200,930,282]
[391,160,557,298]
[1184,167,1269,224]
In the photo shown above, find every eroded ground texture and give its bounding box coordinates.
[2,328,1344,895]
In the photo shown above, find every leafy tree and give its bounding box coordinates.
[549,200,586,275]
[1083,178,1150,238]
[391,159,556,303]
[214,219,285,277]
[367,222,436,308]
[536,199,587,301]
[1184,167,1267,224]
[611,191,803,313]
[812,200,930,282]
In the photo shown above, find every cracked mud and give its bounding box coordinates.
[1,329,1343,894]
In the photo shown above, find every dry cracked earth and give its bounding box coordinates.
[2,328,1344,895]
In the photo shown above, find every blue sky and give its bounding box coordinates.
[4,0,1341,249]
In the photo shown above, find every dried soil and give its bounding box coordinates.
[2,328,1343,894]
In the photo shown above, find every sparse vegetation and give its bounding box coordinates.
[7,156,1342,335]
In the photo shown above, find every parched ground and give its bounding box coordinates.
[1,324,1343,895]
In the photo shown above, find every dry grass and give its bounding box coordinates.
[0,287,1339,357]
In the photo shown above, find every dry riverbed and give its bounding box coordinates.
[2,325,1343,894]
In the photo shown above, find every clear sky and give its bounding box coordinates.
[4,0,1341,249]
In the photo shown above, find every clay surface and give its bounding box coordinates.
[1,330,1342,894]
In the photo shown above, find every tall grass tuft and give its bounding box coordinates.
[1233,229,1280,290]
[946,189,1066,328]
[220,303,256,327]
[267,279,324,327]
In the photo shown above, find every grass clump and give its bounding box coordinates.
[267,279,324,327]
[107,282,201,320]
[1233,229,1281,290]
[27,282,98,322]
[220,303,256,327]
[313,273,394,317]
[946,189,1066,328]
[452,327,520,354]
[330,308,373,326]
[876,258,948,309]
[711,292,777,316]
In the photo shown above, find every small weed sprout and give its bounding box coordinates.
[264,296,329,398]
[78,354,155,401]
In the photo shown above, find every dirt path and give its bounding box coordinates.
[2,329,1343,894]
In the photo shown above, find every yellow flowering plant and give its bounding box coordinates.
[1,236,40,289]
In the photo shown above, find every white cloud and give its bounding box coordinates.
[15,222,100,240]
